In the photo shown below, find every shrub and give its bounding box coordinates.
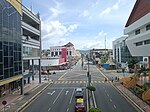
[89,107,101,112]
[86,85,96,91]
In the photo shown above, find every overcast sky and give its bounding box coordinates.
[23,0,136,50]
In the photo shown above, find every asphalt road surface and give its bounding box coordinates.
[22,60,138,112]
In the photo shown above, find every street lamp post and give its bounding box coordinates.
[87,58,91,86]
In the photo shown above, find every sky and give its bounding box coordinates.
[23,0,136,50]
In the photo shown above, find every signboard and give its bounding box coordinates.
[2,100,7,105]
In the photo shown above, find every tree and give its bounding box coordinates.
[127,59,138,73]
[89,107,101,112]
[86,85,96,91]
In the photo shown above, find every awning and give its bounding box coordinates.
[0,75,22,86]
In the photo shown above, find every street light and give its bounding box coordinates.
[87,57,91,86]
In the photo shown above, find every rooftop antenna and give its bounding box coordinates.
[30,3,32,12]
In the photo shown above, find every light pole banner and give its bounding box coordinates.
[7,0,22,15]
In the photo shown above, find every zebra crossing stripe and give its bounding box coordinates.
[53,80,111,84]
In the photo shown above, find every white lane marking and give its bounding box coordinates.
[92,91,97,108]
[86,84,89,112]
[114,105,116,109]
[69,88,75,104]
[47,91,55,95]
[48,108,51,111]
[65,90,69,95]
[107,94,109,97]
[110,99,112,102]
[66,108,69,112]
[53,88,64,104]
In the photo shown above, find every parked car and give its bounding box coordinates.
[53,71,56,74]
[75,88,83,98]
[41,71,48,75]
[75,98,86,112]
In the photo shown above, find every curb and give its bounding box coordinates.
[16,82,53,112]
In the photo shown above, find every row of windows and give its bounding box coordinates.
[0,0,22,80]
[23,46,40,57]
[135,39,150,46]
[135,24,150,35]
[51,51,72,56]
[0,62,22,80]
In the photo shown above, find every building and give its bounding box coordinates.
[90,49,113,64]
[0,0,41,98]
[113,35,142,68]
[0,0,23,97]
[22,4,41,84]
[124,0,150,57]
[49,42,79,58]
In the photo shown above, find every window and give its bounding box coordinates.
[0,41,2,50]
[135,29,140,35]
[146,24,150,31]
[144,39,150,45]
[0,51,2,62]
[4,69,9,79]
[135,41,143,46]
[4,57,8,68]
[0,64,3,75]
[4,45,8,56]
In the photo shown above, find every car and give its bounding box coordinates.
[41,71,48,75]
[75,88,83,98]
[75,98,86,112]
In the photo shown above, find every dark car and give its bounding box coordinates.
[41,71,48,75]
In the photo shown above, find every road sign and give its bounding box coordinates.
[2,100,7,105]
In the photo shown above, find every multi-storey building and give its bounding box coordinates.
[124,0,150,59]
[50,42,80,59]
[0,0,23,97]
[22,3,41,84]
[124,0,150,71]
[0,0,41,98]
[90,49,113,64]
[113,35,142,67]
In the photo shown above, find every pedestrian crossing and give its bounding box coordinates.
[53,80,111,84]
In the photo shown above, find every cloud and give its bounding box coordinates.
[41,20,78,49]
[48,0,65,19]
[83,10,90,17]
[100,8,111,16]
[113,0,120,10]
[68,24,78,32]
[99,0,120,16]
[79,10,92,19]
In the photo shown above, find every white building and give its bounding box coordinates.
[124,0,150,57]
[22,6,41,83]
[113,35,142,67]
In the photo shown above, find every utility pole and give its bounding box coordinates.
[87,57,91,86]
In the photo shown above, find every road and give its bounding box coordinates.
[22,60,138,112]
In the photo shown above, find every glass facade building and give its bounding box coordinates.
[0,0,22,97]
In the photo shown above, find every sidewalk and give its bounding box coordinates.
[0,77,51,112]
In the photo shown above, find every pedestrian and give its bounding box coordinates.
[118,77,119,81]
[111,77,114,82]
